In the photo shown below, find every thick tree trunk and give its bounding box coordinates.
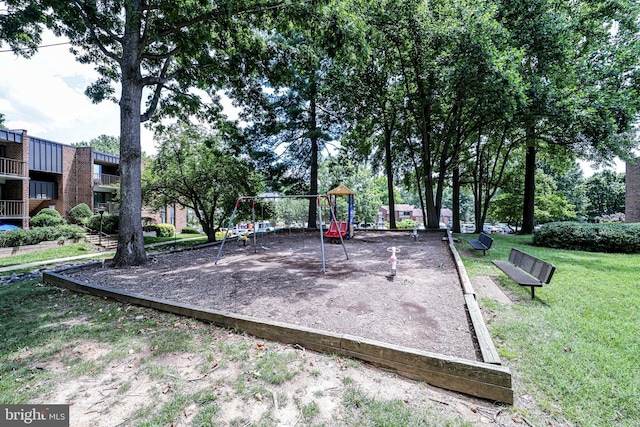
[452,167,461,233]
[521,143,536,234]
[112,15,147,267]
[384,124,397,229]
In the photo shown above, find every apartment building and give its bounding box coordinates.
[0,128,186,231]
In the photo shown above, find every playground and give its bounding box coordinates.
[61,230,479,361]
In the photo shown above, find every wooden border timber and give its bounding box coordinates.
[43,270,513,404]
[446,230,502,365]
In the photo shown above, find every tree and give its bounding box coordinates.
[0,113,5,128]
[497,0,640,233]
[4,0,312,267]
[234,1,350,229]
[584,171,626,220]
[490,167,576,226]
[142,123,263,243]
[72,135,120,156]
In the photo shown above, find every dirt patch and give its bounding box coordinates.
[64,231,479,361]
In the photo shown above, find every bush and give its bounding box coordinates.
[68,203,93,225]
[533,221,640,253]
[145,223,176,237]
[396,219,419,229]
[181,226,201,234]
[87,213,119,234]
[0,225,85,248]
[30,208,66,228]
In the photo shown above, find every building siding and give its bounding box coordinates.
[626,160,640,223]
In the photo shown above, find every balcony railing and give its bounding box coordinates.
[0,200,27,218]
[93,173,120,186]
[0,157,27,178]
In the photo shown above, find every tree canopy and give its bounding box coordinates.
[2,0,638,246]
[142,122,263,243]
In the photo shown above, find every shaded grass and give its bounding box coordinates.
[456,233,640,426]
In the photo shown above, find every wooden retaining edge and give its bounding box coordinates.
[446,230,502,365]
[43,270,514,404]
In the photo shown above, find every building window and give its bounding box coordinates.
[168,204,175,226]
[29,180,58,200]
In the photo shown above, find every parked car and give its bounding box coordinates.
[0,224,21,232]
[461,224,475,233]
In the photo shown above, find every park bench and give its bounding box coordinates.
[492,248,556,299]
[469,232,493,255]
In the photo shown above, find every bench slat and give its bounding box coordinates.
[493,249,556,299]
[492,261,543,287]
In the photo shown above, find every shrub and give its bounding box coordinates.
[396,219,419,229]
[68,203,93,225]
[181,226,201,234]
[533,221,640,253]
[142,223,175,237]
[155,223,175,237]
[30,208,66,228]
[0,225,85,248]
[87,213,119,234]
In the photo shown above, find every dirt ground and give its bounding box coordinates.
[65,230,479,361]
[43,230,552,426]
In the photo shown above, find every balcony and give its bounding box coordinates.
[93,173,120,187]
[0,157,28,179]
[0,200,27,218]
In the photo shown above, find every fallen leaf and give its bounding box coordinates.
[471,407,478,413]
[512,415,523,423]
[256,343,266,351]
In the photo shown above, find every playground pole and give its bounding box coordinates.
[215,199,241,264]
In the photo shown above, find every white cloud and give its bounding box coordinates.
[0,31,154,152]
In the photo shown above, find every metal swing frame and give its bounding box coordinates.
[214,194,349,273]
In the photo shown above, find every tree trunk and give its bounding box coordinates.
[307,86,318,228]
[521,143,536,234]
[384,123,397,229]
[111,14,148,267]
[452,167,461,233]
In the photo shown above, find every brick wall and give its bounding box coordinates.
[625,160,640,223]
[62,146,94,215]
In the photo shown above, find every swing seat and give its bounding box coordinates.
[325,221,348,239]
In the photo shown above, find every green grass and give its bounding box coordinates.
[0,242,102,269]
[456,233,640,426]
[342,386,471,427]
[143,233,208,246]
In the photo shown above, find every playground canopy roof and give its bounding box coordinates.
[327,184,356,196]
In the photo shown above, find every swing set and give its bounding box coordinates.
[214,190,354,273]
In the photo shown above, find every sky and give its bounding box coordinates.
[0,31,628,175]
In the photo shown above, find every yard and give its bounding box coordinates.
[0,231,637,426]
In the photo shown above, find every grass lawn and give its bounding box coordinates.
[456,233,639,426]
[0,242,104,270]
[143,233,208,247]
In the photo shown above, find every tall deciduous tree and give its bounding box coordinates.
[5,0,312,266]
[142,123,263,243]
[498,0,640,234]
